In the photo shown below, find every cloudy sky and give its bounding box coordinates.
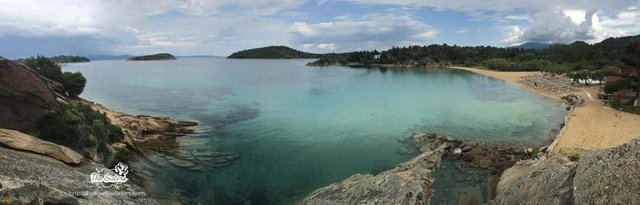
[0,0,639,58]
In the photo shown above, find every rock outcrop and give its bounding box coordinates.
[0,128,83,164]
[494,139,640,204]
[400,131,541,172]
[494,158,576,205]
[0,57,62,133]
[300,144,447,205]
[0,146,158,204]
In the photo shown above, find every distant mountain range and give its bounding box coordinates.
[508,42,551,50]
[227,46,322,59]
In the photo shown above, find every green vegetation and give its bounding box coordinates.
[621,38,640,106]
[61,72,87,97]
[17,55,87,97]
[228,46,322,59]
[49,55,90,63]
[127,53,177,61]
[40,103,124,161]
[307,35,640,74]
[20,55,64,82]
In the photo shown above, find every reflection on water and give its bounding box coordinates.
[63,58,567,204]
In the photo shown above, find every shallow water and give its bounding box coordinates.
[63,58,567,204]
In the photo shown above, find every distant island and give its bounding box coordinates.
[49,55,91,63]
[127,53,177,61]
[228,46,322,59]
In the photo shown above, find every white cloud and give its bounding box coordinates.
[289,14,437,52]
[351,0,640,45]
[0,0,306,56]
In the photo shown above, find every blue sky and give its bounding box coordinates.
[0,0,639,58]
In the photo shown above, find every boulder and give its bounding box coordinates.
[449,148,463,160]
[0,58,62,133]
[0,129,83,164]
[561,94,585,107]
[300,144,448,205]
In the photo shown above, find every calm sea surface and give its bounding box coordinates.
[63,57,567,204]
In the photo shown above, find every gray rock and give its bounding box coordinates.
[0,147,158,204]
[0,175,79,205]
[494,139,640,205]
[449,148,462,160]
[299,144,448,205]
[573,139,640,204]
[493,158,576,205]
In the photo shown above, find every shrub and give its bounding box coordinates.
[39,104,123,150]
[61,72,87,97]
[604,80,631,93]
[39,104,83,148]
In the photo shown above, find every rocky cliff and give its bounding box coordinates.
[0,57,62,133]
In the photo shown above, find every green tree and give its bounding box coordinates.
[22,55,63,82]
[61,72,87,97]
[622,38,640,106]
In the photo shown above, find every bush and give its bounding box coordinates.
[39,104,83,147]
[61,72,87,97]
[39,104,123,149]
[21,55,63,82]
[486,58,512,70]
[604,80,631,93]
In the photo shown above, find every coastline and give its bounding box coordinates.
[449,66,640,157]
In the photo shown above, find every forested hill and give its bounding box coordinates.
[306,34,640,72]
[228,46,322,59]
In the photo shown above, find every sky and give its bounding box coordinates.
[0,0,639,58]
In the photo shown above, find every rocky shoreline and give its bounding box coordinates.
[300,129,640,204]
[0,57,222,204]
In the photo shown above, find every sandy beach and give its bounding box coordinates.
[450,66,640,157]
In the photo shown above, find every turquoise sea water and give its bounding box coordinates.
[63,58,567,204]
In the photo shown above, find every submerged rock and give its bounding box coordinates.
[300,144,448,205]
